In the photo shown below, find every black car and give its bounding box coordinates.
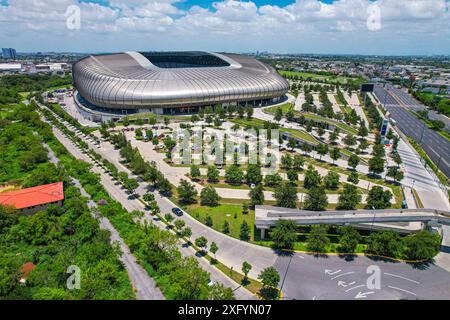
[172,208,183,216]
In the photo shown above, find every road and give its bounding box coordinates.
[41,140,164,300]
[275,252,450,300]
[373,84,450,178]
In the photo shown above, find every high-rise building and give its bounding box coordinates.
[2,48,17,59]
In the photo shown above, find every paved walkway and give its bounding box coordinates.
[41,139,164,300]
[343,92,370,128]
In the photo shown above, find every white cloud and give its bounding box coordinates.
[0,0,448,54]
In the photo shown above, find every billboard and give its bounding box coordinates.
[360,83,375,93]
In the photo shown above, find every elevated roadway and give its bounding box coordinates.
[255,205,450,238]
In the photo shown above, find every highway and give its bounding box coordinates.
[373,84,450,179]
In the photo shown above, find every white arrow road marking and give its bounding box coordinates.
[325,269,341,276]
[384,273,420,284]
[331,271,354,280]
[298,255,304,259]
[388,286,417,296]
[338,281,356,288]
[345,284,365,292]
[355,291,375,299]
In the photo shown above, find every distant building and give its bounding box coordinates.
[0,182,64,215]
[0,63,22,72]
[2,48,17,59]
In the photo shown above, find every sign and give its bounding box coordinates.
[360,83,375,93]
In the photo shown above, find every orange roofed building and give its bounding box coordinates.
[0,182,64,214]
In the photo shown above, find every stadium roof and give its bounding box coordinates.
[0,182,64,210]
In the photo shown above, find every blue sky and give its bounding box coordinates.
[0,0,449,55]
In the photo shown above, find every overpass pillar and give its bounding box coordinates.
[259,227,269,240]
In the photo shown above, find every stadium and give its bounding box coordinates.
[72,51,289,122]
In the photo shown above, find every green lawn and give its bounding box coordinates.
[278,70,365,85]
[186,203,255,240]
[229,117,319,145]
[252,239,368,254]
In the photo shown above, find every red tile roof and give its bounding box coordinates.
[0,182,64,210]
[21,262,36,278]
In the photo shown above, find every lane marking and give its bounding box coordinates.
[388,286,417,296]
[345,284,365,292]
[331,271,354,280]
[384,273,420,284]
[325,269,341,276]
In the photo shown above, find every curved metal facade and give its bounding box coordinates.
[72,51,289,110]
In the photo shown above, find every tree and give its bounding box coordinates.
[195,236,208,253]
[366,231,401,257]
[323,171,340,189]
[347,171,359,185]
[269,220,298,249]
[274,182,298,208]
[156,176,172,196]
[246,106,253,119]
[258,267,280,288]
[292,154,304,171]
[143,193,155,203]
[190,165,201,181]
[348,154,360,170]
[329,130,339,144]
[239,220,250,241]
[359,139,369,153]
[205,215,213,227]
[330,148,341,165]
[343,134,357,148]
[306,225,330,252]
[225,165,244,185]
[124,178,139,195]
[264,173,283,188]
[281,154,292,169]
[366,186,392,209]
[403,230,441,260]
[122,116,130,127]
[337,184,361,210]
[174,219,186,233]
[200,186,220,207]
[358,123,368,138]
[386,166,404,183]
[177,179,198,204]
[249,184,265,207]
[274,107,283,122]
[208,282,235,300]
[287,169,298,184]
[207,166,220,183]
[246,164,262,185]
[304,186,328,211]
[391,151,402,168]
[316,143,328,160]
[300,142,312,156]
[287,137,297,150]
[164,213,174,225]
[338,226,360,253]
[210,242,219,261]
[181,226,192,240]
[222,220,230,234]
[368,156,385,176]
[303,165,321,189]
[242,261,252,282]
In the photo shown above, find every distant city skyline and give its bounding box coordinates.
[1,0,449,55]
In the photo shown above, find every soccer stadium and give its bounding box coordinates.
[72,51,289,122]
